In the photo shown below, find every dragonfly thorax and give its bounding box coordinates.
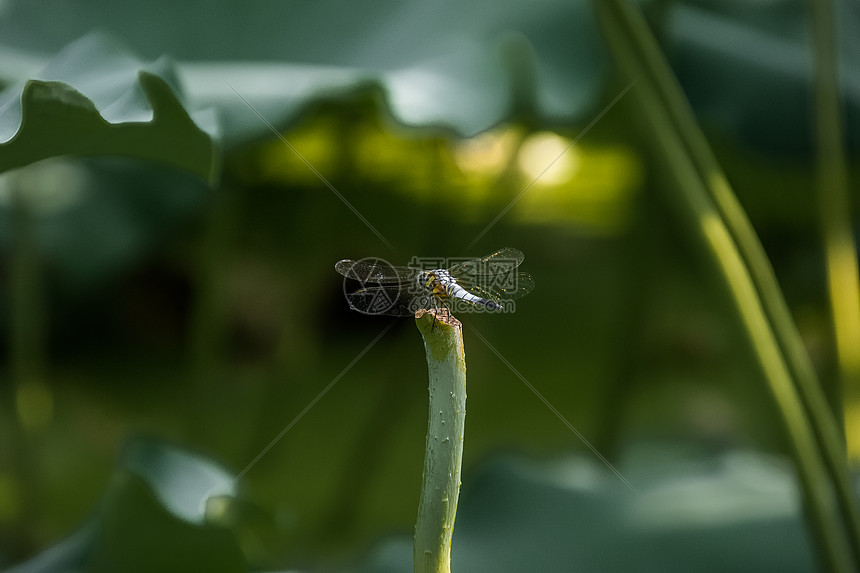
[432,269,453,283]
[415,268,455,298]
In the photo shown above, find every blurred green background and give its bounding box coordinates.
[1,0,858,571]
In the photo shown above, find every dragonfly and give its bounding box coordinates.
[334,247,535,316]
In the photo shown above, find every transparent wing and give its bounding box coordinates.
[341,285,432,317]
[335,259,417,284]
[447,247,524,278]
[456,272,535,303]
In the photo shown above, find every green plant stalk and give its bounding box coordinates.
[806,0,860,556]
[809,0,860,435]
[7,177,44,548]
[600,5,860,547]
[414,310,466,573]
[618,0,858,504]
[598,2,858,570]
[604,0,860,563]
[188,187,235,389]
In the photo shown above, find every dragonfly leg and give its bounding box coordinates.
[436,298,454,330]
[428,295,451,332]
[442,300,452,321]
[430,296,440,332]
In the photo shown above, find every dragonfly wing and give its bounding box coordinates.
[335,259,417,284]
[503,272,535,300]
[447,247,524,277]
[342,285,430,316]
[456,271,535,302]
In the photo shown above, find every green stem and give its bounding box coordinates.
[6,174,46,554]
[809,0,860,435]
[605,1,852,504]
[414,310,466,573]
[187,187,235,386]
[598,2,858,570]
[618,0,860,560]
[807,0,860,563]
[618,1,856,516]
[182,183,239,445]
